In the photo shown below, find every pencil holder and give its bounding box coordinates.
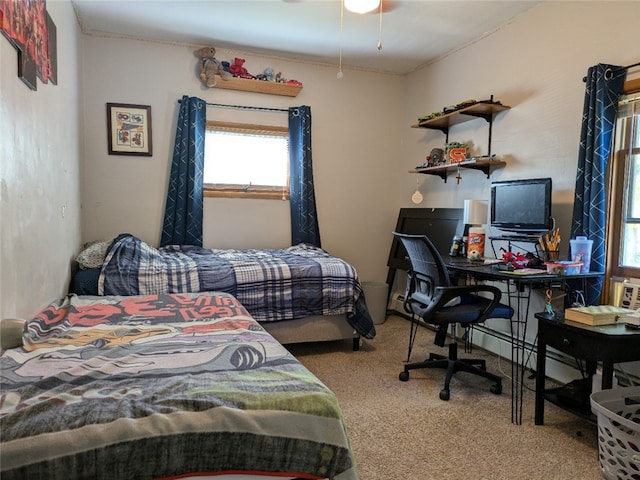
[545,250,559,261]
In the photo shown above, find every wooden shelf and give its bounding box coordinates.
[411,101,510,133]
[212,75,302,97]
[410,158,506,182]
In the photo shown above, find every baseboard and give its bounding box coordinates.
[387,291,405,314]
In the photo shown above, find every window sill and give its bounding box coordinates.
[205,189,289,200]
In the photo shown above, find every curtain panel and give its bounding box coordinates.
[161,96,206,247]
[289,106,321,247]
[570,64,626,304]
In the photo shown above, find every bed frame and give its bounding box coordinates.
[262,314,360,350]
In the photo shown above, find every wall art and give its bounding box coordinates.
[0,0,57,90]
[106,103,153,156]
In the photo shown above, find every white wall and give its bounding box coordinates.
[400,1,640,382]
[1,1,83,320]
[2,1,638,382]
[80,38,404,283]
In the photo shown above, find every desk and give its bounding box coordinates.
[534,312,640,425]
[445,260,602,424]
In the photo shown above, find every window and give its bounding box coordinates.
[204,121,289,199]
[607,85,640,285]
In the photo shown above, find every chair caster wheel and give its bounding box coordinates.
[399,371,409,381]
[490,383,502,395]
[439,389,450,401]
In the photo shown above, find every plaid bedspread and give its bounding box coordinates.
[0,292,357,480]
[98,234,375,339]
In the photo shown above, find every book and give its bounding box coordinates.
[502,268,548,276]
[564,305,635,326]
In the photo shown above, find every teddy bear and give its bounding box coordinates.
[228,57,253,79]
[195,47,231,87]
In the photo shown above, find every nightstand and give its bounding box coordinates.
[534,311,640,425]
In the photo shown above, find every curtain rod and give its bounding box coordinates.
[583,61,640,82]
[206,102,289,113]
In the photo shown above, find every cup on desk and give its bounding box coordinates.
[570,236,593,273]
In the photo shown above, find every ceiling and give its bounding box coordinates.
[71,0,540,75]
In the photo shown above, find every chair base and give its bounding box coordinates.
[399,343,502,401]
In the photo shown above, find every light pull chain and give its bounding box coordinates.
[377,0,383,51]
[338,0,344,79]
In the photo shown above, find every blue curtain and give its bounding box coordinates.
[570,64,625,304]
[289,105,321,247]
[160,96,206,247]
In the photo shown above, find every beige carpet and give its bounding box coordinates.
[286,315,603,480]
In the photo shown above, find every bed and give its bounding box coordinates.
[70,234,376,349]
[0,291,358,480]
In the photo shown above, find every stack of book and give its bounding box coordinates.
[564,305,635,326]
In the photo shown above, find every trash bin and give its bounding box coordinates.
[362,282,389,325]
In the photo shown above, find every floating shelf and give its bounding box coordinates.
[212,75,302,97]
[411,101,510,132]
[410,158,506,182]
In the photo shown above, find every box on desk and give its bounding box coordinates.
[564,305,635,326]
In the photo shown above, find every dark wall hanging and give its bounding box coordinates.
[0,0,57,90]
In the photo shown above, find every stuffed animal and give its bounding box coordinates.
[255,67,275,82]
[228,57,253,79]
[195,47,231,87]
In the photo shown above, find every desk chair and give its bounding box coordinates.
[394,232,514,400]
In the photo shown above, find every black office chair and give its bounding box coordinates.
[394,232,514,401]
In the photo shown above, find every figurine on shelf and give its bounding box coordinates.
[196,47,231,87]
[430,147,445,165]
[228,57,254,79]
[254,67,275,82]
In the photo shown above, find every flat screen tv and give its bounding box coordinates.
[490,177,553,234]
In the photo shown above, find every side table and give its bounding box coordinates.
[534,311,640,425]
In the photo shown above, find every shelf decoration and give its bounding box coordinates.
[410,156,506,183]
[445,141,468,163]
[410,95,510,182]
[195,47,303,97]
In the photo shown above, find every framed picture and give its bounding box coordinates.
[1,0,58,90]
[106,103,153,156]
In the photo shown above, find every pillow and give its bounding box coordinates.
[76,239,113,269]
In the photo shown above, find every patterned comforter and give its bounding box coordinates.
[98,234,375,339]
[0,292,358,480]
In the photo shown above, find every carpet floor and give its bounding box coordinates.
[286,315,603,480]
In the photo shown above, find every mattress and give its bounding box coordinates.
[0,292,357,480]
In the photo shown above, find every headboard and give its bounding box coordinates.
[387,207,464,272]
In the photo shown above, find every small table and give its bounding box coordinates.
[534,311,640,425]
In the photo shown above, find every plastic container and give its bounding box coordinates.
[544,260,583,275]
[590,387,640,480]
[570,236,593,273]
[362,282,389,325]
